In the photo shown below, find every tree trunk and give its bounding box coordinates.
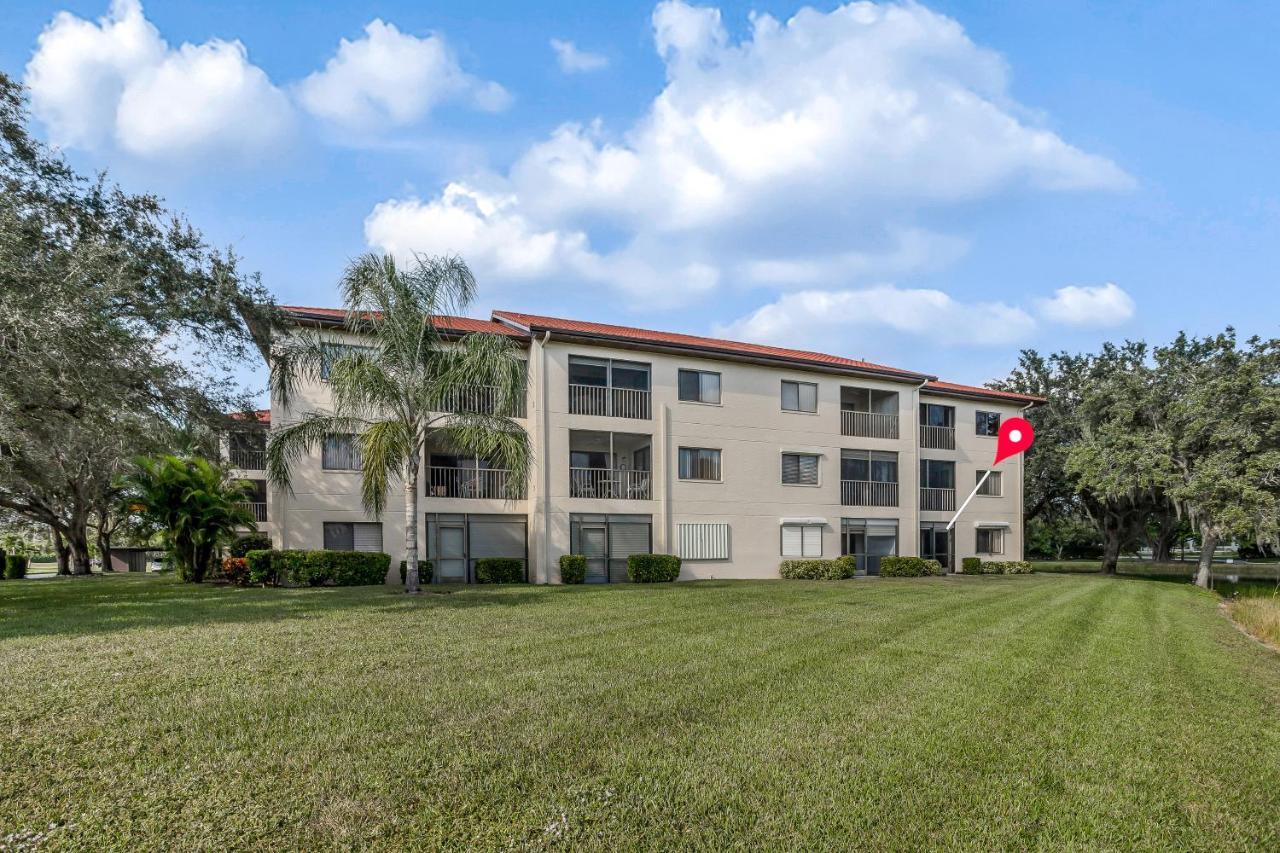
[404,455,421,594]
[1101,525,1122,575]
[98,528,114,572]
[68,517,92,575]
[1195,525,1217,589]
[52,526,71,575]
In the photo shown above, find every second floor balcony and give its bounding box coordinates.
[919,487,956,512]
[238,501,268,522]
[841,480,899,507]
[569,429,651,500]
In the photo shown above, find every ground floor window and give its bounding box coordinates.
[976,526,1005,555]
[842,518,898,575]
[323,521,382,552]
[920,523,951,571]
[570,513,652,582]
[781,522,823,557]
[426,513,528,583]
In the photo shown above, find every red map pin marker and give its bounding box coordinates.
[994,416,1035,465]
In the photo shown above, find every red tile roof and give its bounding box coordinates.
[229,409,271,424]
[276,305,525,337]
[491,310,931,381]
[924,380,1044,405]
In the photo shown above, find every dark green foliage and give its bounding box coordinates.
[879,557,941,577]
[559,554,587,584]
[4,555,28,579]
[475,558,525,584]
[399,560,434,585]
[961,557,982,574]
[229,534,271,558]
[779,557,857,580]
[272,550,390,587]
[627,553,681,583]
[245,550,276,586]
[0,549,6,578]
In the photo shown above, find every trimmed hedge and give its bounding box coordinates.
[961,557,982,575]
[398,559,435,585]
[559,554,587,584]
[4,554,28,580]
[245,549,391,587]
[475,558,526,584]
[229,534,271,558]
[879,556,941,577]
[627,553,681,583]
[245,550,276,585]
[780,557,857,580]
[221,556,250,586]
[986,560,1034,574]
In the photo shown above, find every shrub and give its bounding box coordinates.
[398,559,435,585]
[245,550,277,585]
[961,557,982,575]
[879,556,940,577]
[779,557,857,580]
[982,560,1034,575]
[4,555,28,580]
[475,558,526,584]
[273,550,391,587]
[221,557,250,586]
[229,534,272,558]
[559,554,587,584]
[627,553,681,583]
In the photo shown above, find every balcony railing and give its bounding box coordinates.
[841,480,899,507]
[427,466,525,500]
[568,385,651,420]
[841,410,899,440]
[438,384,527,418]
[920,487,956,512]
[919,424,956,450]
[239,501,267,522]
[229,448,266,470]
[569,467,652,500]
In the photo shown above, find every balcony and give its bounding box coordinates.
[568,384,651,420]
[841,480,899,507]
[920,487,956,512]
[841,410,899,440]
[439,384,526,419]
[919,424,956,450]
[427,466,525,500]
[239,501,267,522]
[569,467,652,500]
[229,448,266,470]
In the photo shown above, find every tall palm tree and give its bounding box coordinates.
[266,253,530,593]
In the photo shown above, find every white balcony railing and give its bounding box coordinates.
[427,466,525,500]
[568,384,651,420]
[919,424,956,450]
[841,480,899,507]
[920,487,956,512]
[569,467,652,500]
[229,448,266,470]
[841,410,899,440]
[438,384,526,418]
[239,501,267,522]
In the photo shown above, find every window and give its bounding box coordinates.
[679,523,730,560]
[840,450,898,483]
[975,410,1001,436]
[781,380,818,413]
[678,447,722,481]
[322,434,362,470]
[781,452,820,485]
[842,518,898,575]
[781,523,823,557]
[976,470,1002,497]
[320,343,374,380]
[323,521,382,552]
[976,527,1005,555]
[840,387,898,414]
[678,369,721,404]
[920,403,955,427]
[920,459,955,489]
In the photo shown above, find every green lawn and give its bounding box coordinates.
[2,574,1279,849]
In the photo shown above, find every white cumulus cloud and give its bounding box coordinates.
[298,20,510,130]
[1037,282,1135,327]
[550,39,609,73]
[24,0,292,160]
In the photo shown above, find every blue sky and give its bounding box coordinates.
[4,0,1279,398]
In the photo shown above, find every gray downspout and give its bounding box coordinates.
[540,331,553,582]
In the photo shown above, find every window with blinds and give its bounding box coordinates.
[781,523,823,557]
[323,522,382,552]
[678,523,730,560]
[781,380,818,413]
[976,470,1002,496]
[678,447,722,481]
[976,527,1004,555]
[322,434,362,470]
[781,452,820,485]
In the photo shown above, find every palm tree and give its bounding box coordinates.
[266,253,530,593]
[124,455,256,582]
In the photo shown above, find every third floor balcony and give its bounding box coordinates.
[841,386,900,439]
[919,402,956,450]
[568,355,651,420]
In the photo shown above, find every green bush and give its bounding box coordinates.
[779,557,857,579]
[879,556,941,577]
[229,534,272,558]
[221,556,250,586]
[559,554,587,584]
[627,553,681,583]
[961,557,982,574]
[398,559,435,585]
[981,560,1034,575]
[475,558,525,584]
[271,550,390,587]
[245,550,276,585]
[4,554,28,580]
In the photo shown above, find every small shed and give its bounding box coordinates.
[107,547,161,573]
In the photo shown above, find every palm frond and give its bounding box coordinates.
[266,412,367,492]
[268,328,333,411]
[359,419,414,516]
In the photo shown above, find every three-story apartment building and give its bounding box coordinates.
[228,306,1041,583]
